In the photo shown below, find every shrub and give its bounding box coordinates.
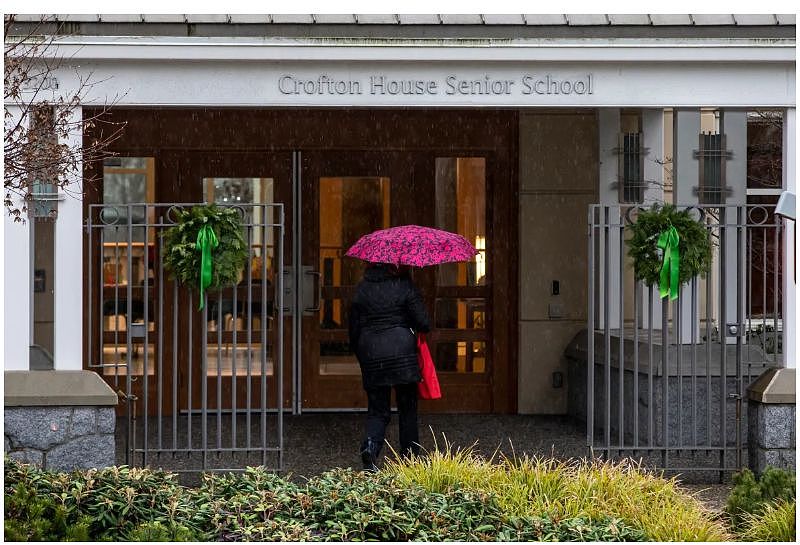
[3,459,211,541]
[4,454,719,542]
[725,467,796,529]
[739,499,796,542]
[123,521,198,542]
[4,483,91,542]
[386,439,728,541]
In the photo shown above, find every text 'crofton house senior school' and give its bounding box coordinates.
[278,73,595,96]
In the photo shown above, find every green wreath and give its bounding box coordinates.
[626,204,713,299]
[163,204,248,308]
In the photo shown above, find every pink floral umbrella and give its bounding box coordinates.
[345,225,478,267]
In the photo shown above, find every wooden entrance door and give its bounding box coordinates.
[299,151,413,408]
[299,150,494,412]
[176,151,294,413]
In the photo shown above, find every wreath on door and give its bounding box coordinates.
[163,204,248,309]
[626,204,713,300]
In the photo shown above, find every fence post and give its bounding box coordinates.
[782,108,796,368]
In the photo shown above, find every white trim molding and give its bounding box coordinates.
[33,36,797,63]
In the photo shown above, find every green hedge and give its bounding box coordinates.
[4,458,646,542]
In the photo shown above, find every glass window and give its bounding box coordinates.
[100,158,155,377]
[434,342,486,374]
[201,177,277,377]
[434,298,486,329]
[203,177,276,284]
[698,132,728,204]
[31,220,55,367]
[101,158,154,285]
[435,158,486,286]
[318,176,391,376]
[619,132,644,203]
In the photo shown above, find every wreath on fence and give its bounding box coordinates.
[163,204,248,309]
[625,204,713,300]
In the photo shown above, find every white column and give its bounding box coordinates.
[642,109,666,205]
[640,109,666,329]
[782,108,796,367]
[3,106,31,370]
[53,106,83,370]
[721,110,748,347]
[597,108,621,329]
[673,109,701,205]
[673,109,702,343]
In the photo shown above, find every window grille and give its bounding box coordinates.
[617,132,645,203]
[695,132,732,204]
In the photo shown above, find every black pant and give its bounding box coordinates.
[363,383,419,456]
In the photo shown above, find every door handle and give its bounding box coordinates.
[281,269,292,313]
[303,270,322,313]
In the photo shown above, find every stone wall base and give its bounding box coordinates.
[4,370,118,471]
[747,367,796,476]
[4,406,116,471]
[747,401,796,475]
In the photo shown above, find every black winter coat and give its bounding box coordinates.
[348,265,431,390]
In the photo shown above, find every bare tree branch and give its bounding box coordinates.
[4,13,126,222]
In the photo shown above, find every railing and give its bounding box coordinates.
[85,202,286,473]
[586,204,783,476]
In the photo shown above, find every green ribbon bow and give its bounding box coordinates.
[196,224,219,310]
[656,224,680,300]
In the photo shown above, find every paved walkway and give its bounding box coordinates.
[117,414,584,479]
[282,413,589,477]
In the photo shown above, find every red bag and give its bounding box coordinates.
[417,333,442,400]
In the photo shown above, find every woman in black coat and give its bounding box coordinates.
[348,263,431,471]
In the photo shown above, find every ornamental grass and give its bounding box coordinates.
[385,437,729,542]
[739,499,796,542]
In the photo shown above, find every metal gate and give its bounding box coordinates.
[86,202,285,473]
[586,204,784,476]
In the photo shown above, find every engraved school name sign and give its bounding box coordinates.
[278,73,594,97]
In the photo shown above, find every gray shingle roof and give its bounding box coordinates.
[10,13,796,25]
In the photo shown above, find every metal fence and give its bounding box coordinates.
[86,203,285,473]
[586,204,783,476]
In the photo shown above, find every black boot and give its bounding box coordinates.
[399,441,421,461]
[360,438,383,472]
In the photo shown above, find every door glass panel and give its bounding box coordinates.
[203,177,276,377]
[434,298,486,329]
[100,158,155,376]
[32,220,55,367]
[319,176,390,376]
[433,157,489,375]
[435,341,486,373]
[435,158,486,287]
